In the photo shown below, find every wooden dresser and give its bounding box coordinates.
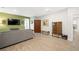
[52,22,62,37]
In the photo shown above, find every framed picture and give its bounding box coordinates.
[43,19,49,26]
[2,20,6,24]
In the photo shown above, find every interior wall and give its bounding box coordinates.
[70,8,79,46]
[67,8,79,41]
[40,9,74,41]
[49,9,68,36]
[30,8,74,41]
[41,16,51,32]
[0,12,27,32]
[30,9,72,41]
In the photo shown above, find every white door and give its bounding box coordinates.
[24,18,30,29]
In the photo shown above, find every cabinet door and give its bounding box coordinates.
[52,22,62,35]
[53,22,57,34]
[57,22,62,35]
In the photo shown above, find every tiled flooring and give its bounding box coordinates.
[73,31,79,50]
[0,33,78,51]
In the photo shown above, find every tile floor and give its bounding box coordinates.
[0,33,78,51]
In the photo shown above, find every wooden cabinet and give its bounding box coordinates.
[52,22,62,36]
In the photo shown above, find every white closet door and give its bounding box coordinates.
[24,18,30,29]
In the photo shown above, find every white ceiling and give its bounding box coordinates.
[0,7,67,17]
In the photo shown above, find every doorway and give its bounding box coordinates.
[73,17,79,48]
[24,18,30,29]
[34,20,41,33]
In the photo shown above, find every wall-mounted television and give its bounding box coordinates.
[8,19,20,25]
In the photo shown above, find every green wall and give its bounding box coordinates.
[0,12,28,32]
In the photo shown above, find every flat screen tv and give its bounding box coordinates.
[8,19,20,25]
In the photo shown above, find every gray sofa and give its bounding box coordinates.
[0,29,33,48]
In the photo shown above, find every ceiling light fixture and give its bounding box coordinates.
[45,8,51,11]
[13,9,17,12]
